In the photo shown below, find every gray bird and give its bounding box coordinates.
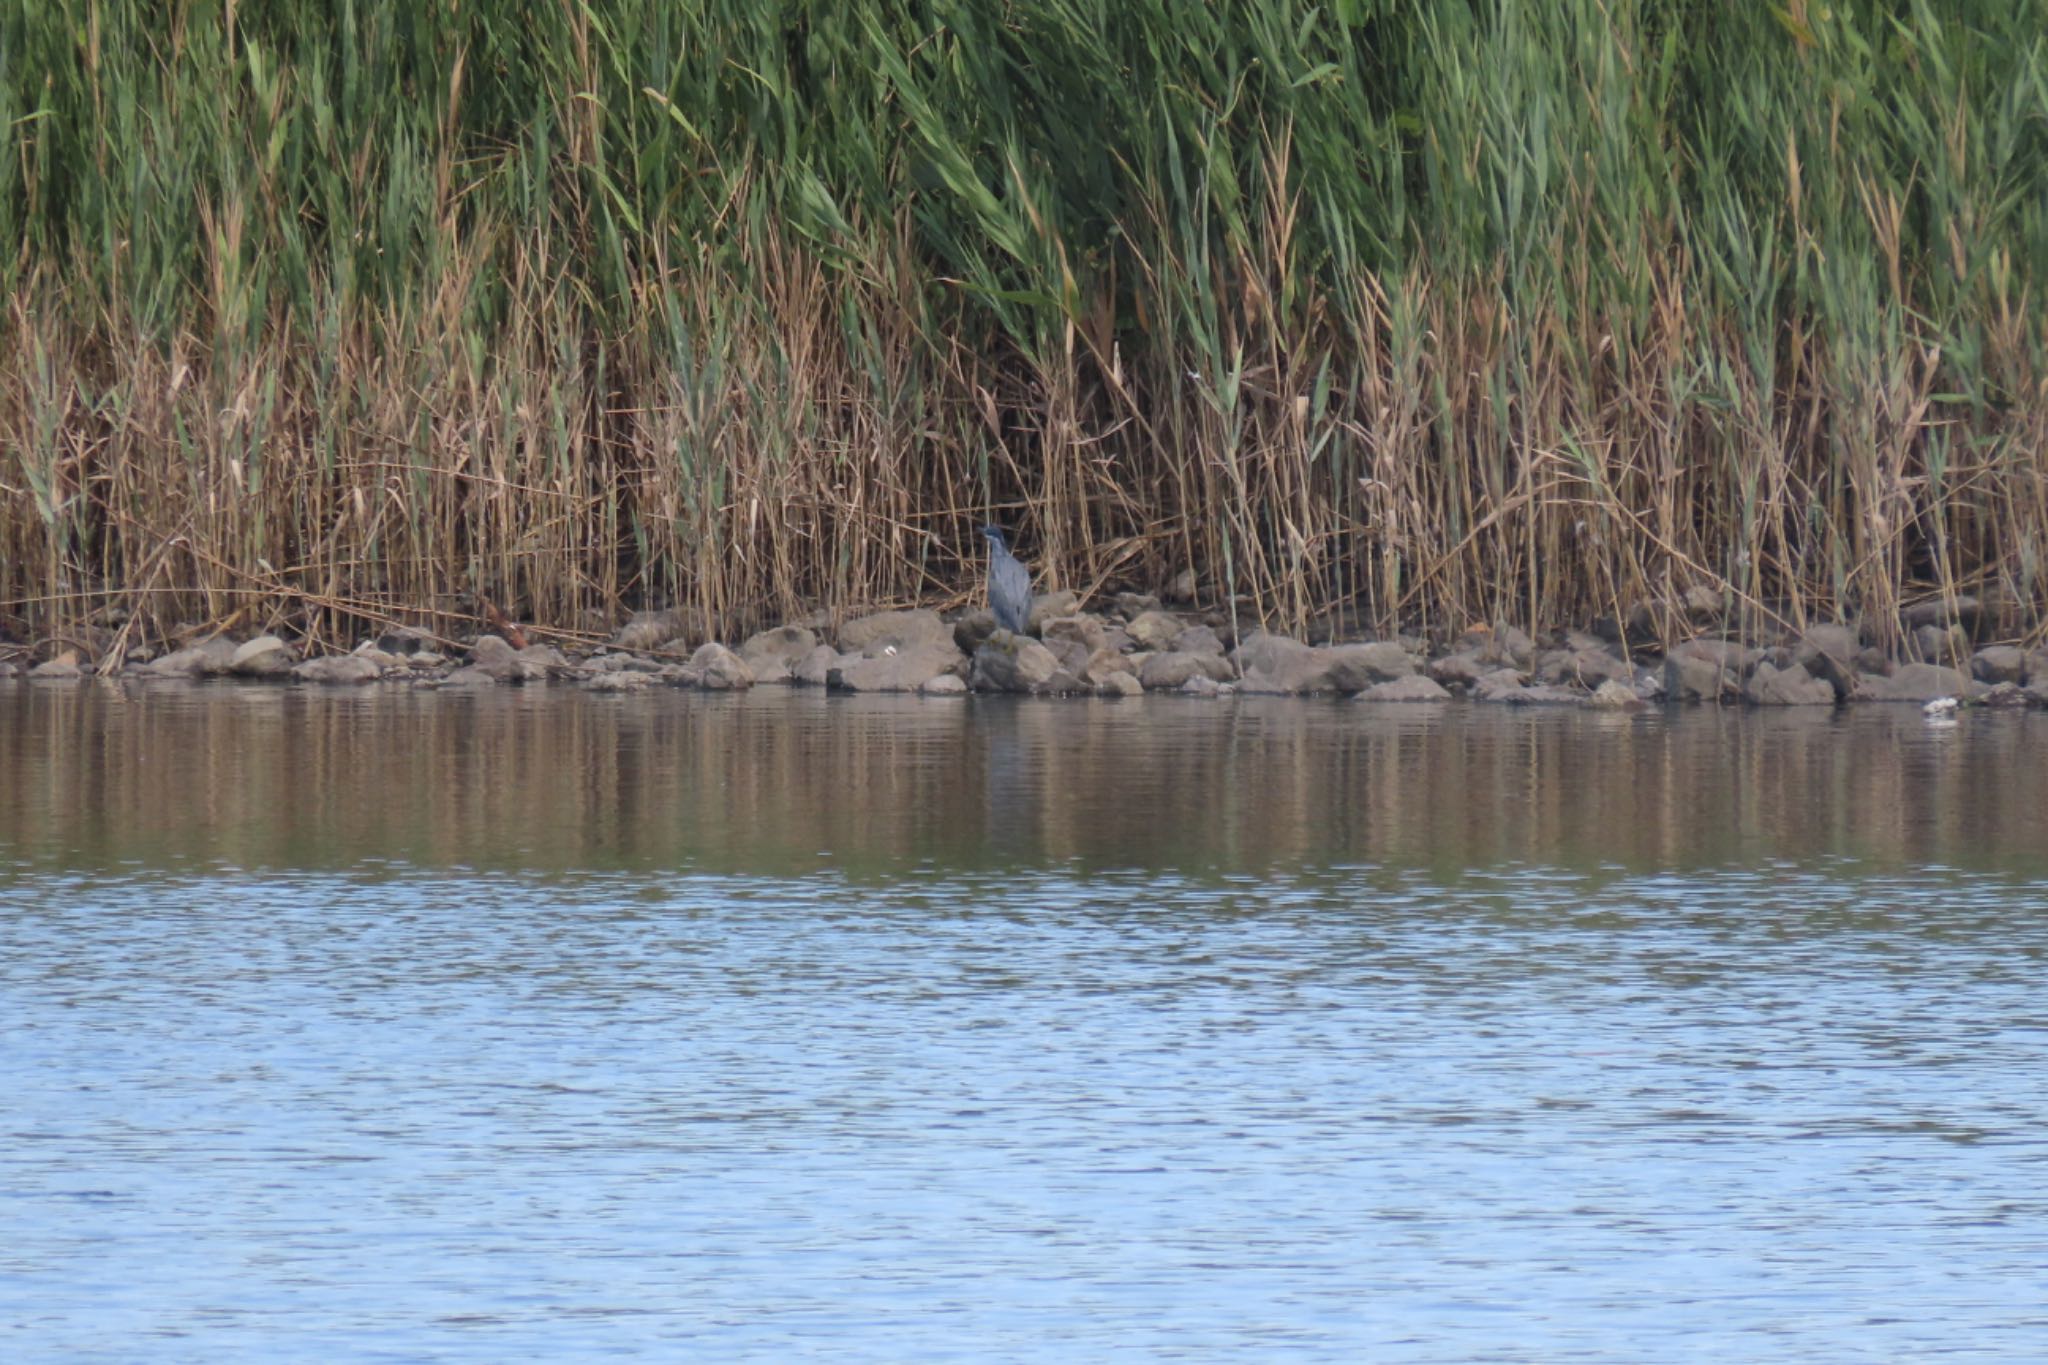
[979,525,1032,636]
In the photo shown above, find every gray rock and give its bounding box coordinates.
[738,625,818,683]
[375,625,432,656]
[830,638,964,693]
[1096,671,1144,698]
[1179,674,1222,697]
[1040,613,1108,653]
[1356,675,1451,703]
[1865,663,1982,703]
[2027,650,2048,685]
[838,609,951,655]
[793,644,842,687]
[1743,661,1836,706]
[612,608,688,652]
[1233,631,1326,693]
[1587,679,1647,710]
[1025,590,1080,634]
[1427,651,1489,688]
[0,659,17,679]
[1471,668,1532,702]
[1113,592,1163,620]
[919,673,969,696]
[685,642,753,690]
[229,636,297,676]
[468,636,555,683]
[1678,584,1725,622]
[584,671,656,692]
[1081,648,1137,688]
[972,636,1060,693]
[1125,610,1186,651]
[1972,645,2026,686]
[2026,680,2048,708]
[1473,624,1537,669]
[1170,624,1226,657]
[1909,623,1967,666]
[1901,594,1977,629]
[1480,682,1586,706]
[1138,651,1202,690]
[292,655,382,686]
[1979,682,2029,709]
[29,658,82,680]
[1539,646,1633,689]
[1663,638,1758,701]
[437,666,499,687]
[1796,624,1862,699]
[1323,642,1416,691]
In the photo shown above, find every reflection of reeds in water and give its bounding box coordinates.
[2,688,2042,874]
[3,4,2044,650]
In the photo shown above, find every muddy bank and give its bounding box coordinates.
[4,590,2044,711]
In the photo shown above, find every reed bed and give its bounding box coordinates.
[4,0,2045,654]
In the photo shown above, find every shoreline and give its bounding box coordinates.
[5,592,2041,712]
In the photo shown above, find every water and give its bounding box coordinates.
[3,683,2047,1360]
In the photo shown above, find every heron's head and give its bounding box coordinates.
[978,525,1008,551]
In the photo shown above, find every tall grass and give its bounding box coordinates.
[4,0,2044,653]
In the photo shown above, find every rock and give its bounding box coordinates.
[375,625,432,656]
[952,609,999,653]
[1427,651,1489,689]
[1025,590,1080,634]
[830,637,964,692]
[1125,610,1186,651]
[1179,674,1222,697]
[1663,638,1757,701]
[919,673,968,696]
[229,636,296,676]
[292,655,381,686]
[351,644,404,669]
[1909,623,1967,666]
[1480,681,1586,706]
[1040,614,1108,653]
[1743,660,1836,706]
[1979,682,2029,709]
[0,660,16,679]
[1323,642,1416,691]
[1471,623,1537,669]
[971,636,1060,693]
[1796,624,1862,699]
[684,642,753,690]
[1113,592,1162,620]
[1081,648,1136,688]
[612,608,688,652]
[738,625,818,683]
[793,644,842,687]
[1170,624,1225,657]
[1138,651,1200,690]
[1539,646,1633,689]
[437,666,499,687]
[838,609,951,655]
[1678,584,1724,622]
[1041,634,1093,679]
[1471,668,1532,702]
[1587,679,1647,710]
[2026,680,2048,708]
[584,671,656,692]
[1971,645,2026,686]
[144,637,233,677]
[468,636,555,683]
[1163,569,1199,604]
[29,658,82,680]
[2027,650,2048,685]
[1233,631,1329,693]
[1095,671,1143,698]
[1356,676,1451,703]
[1865,663,1982,703]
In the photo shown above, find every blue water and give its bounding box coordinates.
[3,687,2047,1359]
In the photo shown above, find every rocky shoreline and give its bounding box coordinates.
[4,589,2043,710]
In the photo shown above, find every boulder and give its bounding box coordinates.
[1125,610,1186,651]
[468,636,553,683]
[1865,663,1982,703]
[1901,594,1978,630]
[1322,642,1416,692]
[1138,651,1203,690]
[919,673,969,696]
[1471,623,1537,669]
[972,636,1060,693]
[1971,645,2026,686]
[838,609,951,655]
[1743,661,1836,706]
[952,609,1000,654]
[1081,648,1137,688]
[292,655,382,686]
[142,639,237,676]
[374,625,433,656]
[1663,638,1757,702]
[1040,613,1108,653]
[1356,675,1451,703]
[793,644,842,687]
[829,637,963,692]
[738,625,818,683]
[229,636,296,677]
[1427,651,1489,689]
[1026,590,1080,634]
[1480,682,1586,706]
[1170,624,1226,657]
[1979,682,2029,709]
[584,671,656,692]
[437,666,499,687]
[1095,671,1144,698]
[1179,674,1223,697]
[29,657,82,681]
[1587,679,1648,710]
[2027,650,2048,685]
[1796,624,1862,699]
[1909,623,1968,666]
[1471,668,1532,702]
[684,642,753,690]
[0,659,16,679]
[1112,592,1163,620]
[1539,647,1634,689]
[612,608,688,652]
[1233,631,1326,693]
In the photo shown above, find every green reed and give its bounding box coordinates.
[2,0,2043,652]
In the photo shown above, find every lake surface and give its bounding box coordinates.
[4,683,2047,1360]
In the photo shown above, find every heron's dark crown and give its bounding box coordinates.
[978,524,1007,546]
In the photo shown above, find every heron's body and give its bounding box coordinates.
[979,526,1032,635]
